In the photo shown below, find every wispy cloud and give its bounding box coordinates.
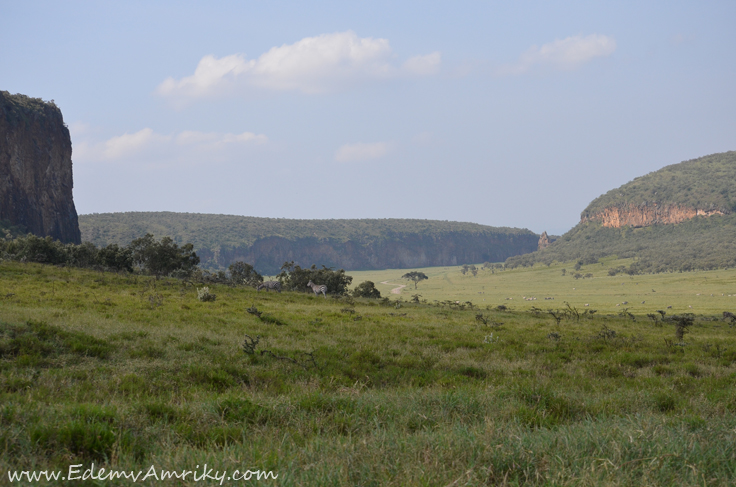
[74,128,267,165]
[98,128,170,160]
[402,52,442,76]
[157,31,441,100]
[334,142,389,163]
[498,34,616,75]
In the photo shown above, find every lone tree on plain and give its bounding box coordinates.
[402,271,428,290]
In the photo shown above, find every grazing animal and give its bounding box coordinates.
[307,280,327,298]
[257,281,281,293]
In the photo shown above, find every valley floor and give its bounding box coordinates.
[349,258,736,315]
[1,260,735,486]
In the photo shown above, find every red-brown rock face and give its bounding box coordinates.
[538,231,555,250]
[0,92,81,243]
[582,203,725,228]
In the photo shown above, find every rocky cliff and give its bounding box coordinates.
[537,231,556,249]
[581,203,725,228]
[0,91,80,243]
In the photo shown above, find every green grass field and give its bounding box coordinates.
[348,258,736,315]
[2,260,736,486]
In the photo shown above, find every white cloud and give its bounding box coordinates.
[498,34,616,75]
[157,31,441,99]
[102,128,170,160]
[157,54,254,99]
[334,142,388,163]
[74,128,267,165]
[402,52,441,76]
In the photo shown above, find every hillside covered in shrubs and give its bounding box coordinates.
[507,151,736,273]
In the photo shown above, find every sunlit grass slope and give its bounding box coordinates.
[2,261,736,486]
[350,258,736,315]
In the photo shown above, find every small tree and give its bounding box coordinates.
[670,314,694,341]
[228,261,263,287]
[402,271,428,290]
[129,234,200,276]
[97,243,133,272]
[353,280,381,299]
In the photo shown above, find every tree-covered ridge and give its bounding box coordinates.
[581,151,736,219]
[79,212,536,249]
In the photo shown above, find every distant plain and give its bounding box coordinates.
[347,258,736,316]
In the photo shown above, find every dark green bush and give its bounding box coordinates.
[353,280,382,299]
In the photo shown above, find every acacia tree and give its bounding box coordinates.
[402,271,428,289]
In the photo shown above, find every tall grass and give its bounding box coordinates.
[1,261,735,485]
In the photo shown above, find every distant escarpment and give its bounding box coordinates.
[79,212,539,274]
[0,91,80,243]
[507,151,736,272]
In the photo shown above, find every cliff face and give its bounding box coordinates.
[0,91,80,243]
[197,232,540,275]
[581,203,725,228]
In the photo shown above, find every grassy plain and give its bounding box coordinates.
[1,260,736,486]
[349,258,736,315]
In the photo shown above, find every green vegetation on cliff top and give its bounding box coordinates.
[79,212,535,250]
[582,151,736,218]
[0,91,63,126]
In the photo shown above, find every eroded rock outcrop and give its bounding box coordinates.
[581,203,725,228]
[538,231,556,249]
[0,91,80,243]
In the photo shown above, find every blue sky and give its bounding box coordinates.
[2,1,734,235]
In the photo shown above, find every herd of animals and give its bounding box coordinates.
[256,279,328,297]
